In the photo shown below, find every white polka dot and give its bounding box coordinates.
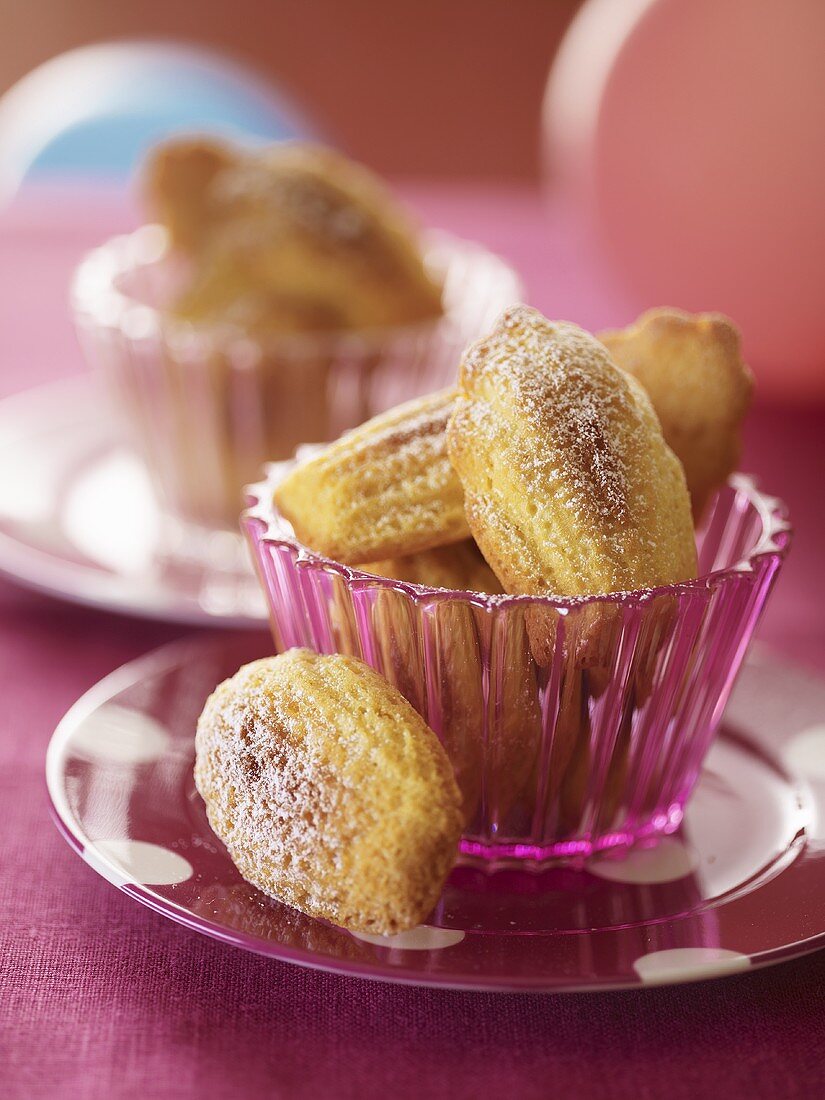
[351,925,465,950]
[783,726,825,781]
[634,947,750,985]
[588,837,699,884]
[85,839,193,886]
[71,704,169,764]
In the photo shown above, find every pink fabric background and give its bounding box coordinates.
[1,186,824,1098]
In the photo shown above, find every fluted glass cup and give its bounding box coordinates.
[243,466,790,864]
[71,225,522,531]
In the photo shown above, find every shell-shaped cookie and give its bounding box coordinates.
[143,137,443,331]
[275,389,469,563]
[195,649,463,934]
[599,308,753,520]
[361,539,502,594]
[447,305,698,598]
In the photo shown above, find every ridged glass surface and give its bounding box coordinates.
[244,473,791,863]
[71,226,522,530]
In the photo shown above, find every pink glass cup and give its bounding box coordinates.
[71,225,522,531]
[243,467,790,864]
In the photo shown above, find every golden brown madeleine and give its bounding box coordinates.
[368,591,485,825]
[365,591,539,832]
[275,389,470,563]
[143,137,443,331]
[142,137,234,253]
[556,669,593,835]
[361,539,503,593]
[328,573,364,660]
[431,600,486,828]
[599,308,753,520]
[553,667,630,838]
[195,649,463,935]
[447,305,698,597]
[483,606,544,836]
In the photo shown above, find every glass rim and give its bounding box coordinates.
[243,468,792,612]
[69,223,523,356]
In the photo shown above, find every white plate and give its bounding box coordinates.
[0,376,267,626]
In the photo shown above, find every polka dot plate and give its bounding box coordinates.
[47,635,825,992]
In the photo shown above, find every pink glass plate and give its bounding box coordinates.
[47,633,825,992]
[0,376,266,626]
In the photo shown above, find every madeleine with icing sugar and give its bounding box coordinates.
[194,649,463,935]
[144,137,444,331]
[446,305,698,597]
[599,307,753,521]
[274,389,470,564]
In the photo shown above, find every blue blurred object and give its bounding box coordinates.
[0,40,319,201]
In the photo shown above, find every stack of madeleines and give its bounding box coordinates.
[196,304,752,935]
[275,304,752,578]
[145,137,444,334]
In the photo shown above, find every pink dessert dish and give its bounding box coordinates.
[243,466,790,864]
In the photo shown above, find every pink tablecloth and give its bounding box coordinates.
[2,185,824,1099]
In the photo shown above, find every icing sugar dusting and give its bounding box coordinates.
[195,660,348,909]
[448,304,697,595]
[194,651,464,934]
[278,389,467,556]
[466,307,635,529]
